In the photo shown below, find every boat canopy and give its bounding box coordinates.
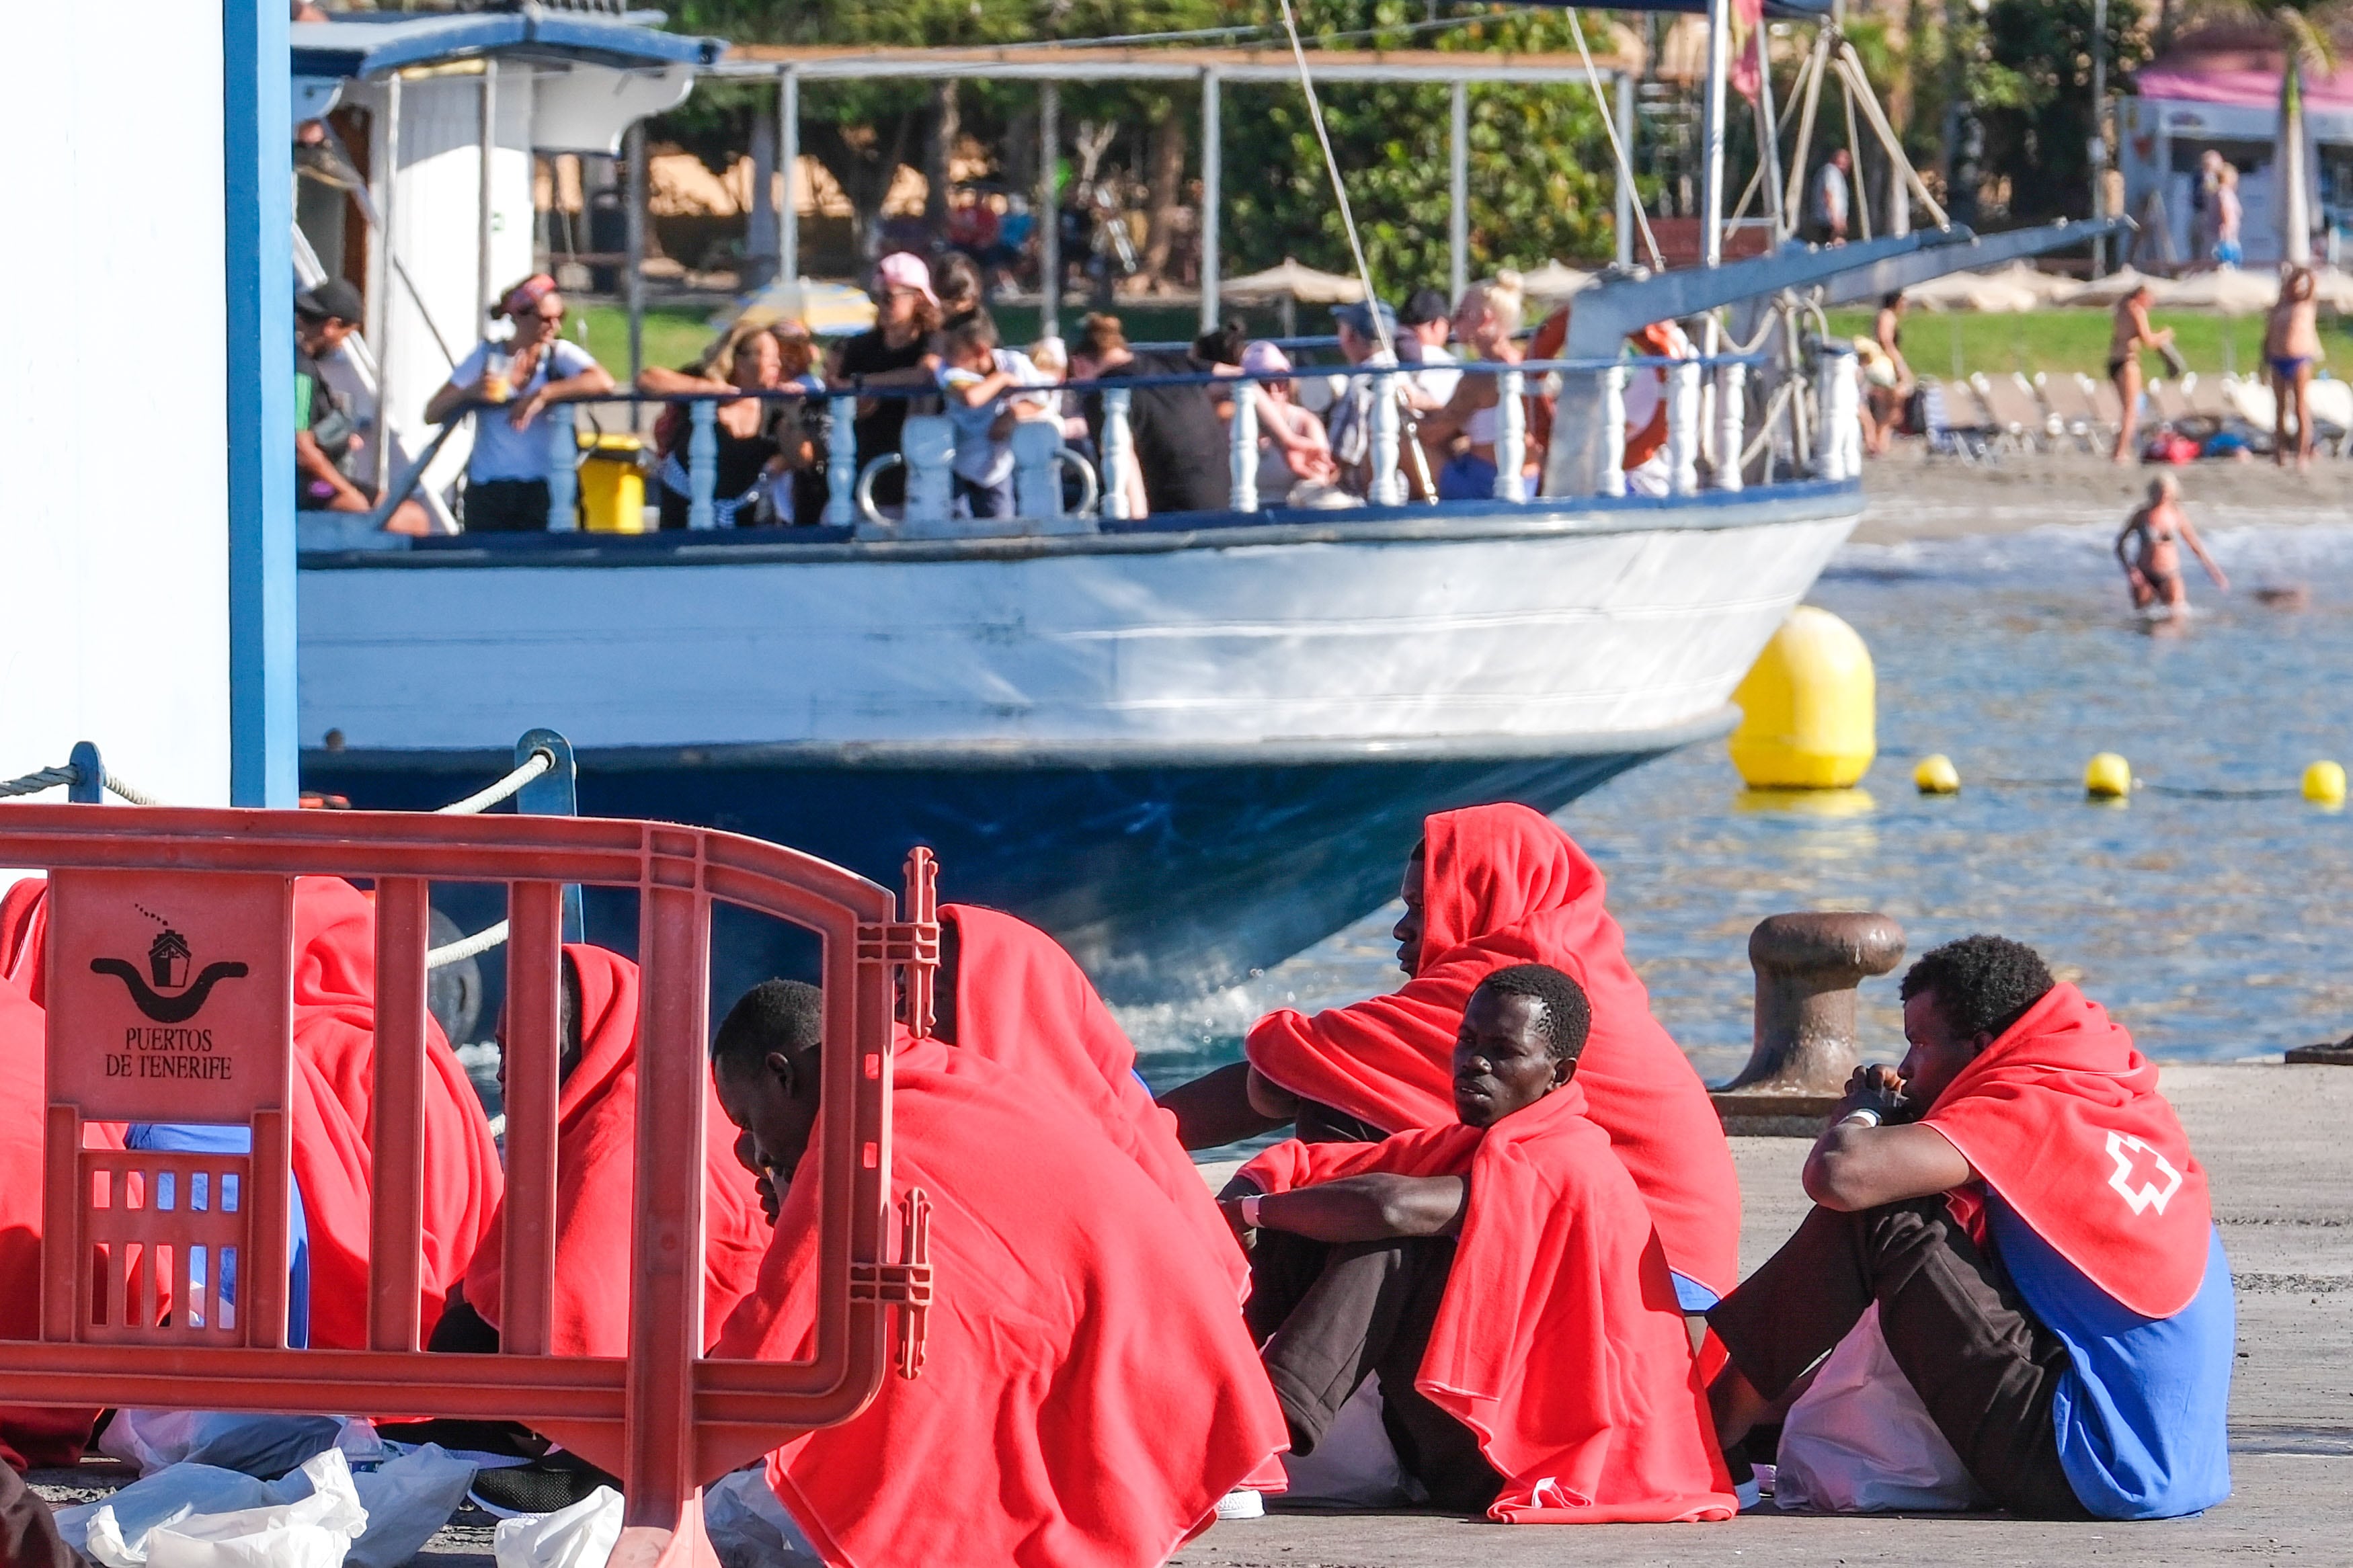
[290,13,722,82]
[1525,0,1834,17]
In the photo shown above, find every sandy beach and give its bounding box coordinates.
[1855,448,2353,543]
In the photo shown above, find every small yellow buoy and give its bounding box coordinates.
[2303,760,2346,809]
[1728,607,1876,789]
[1914,754,1961,794]
[2084,752,2133,801]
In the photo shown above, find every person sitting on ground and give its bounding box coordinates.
[1238,341,1339,501]
[425,274,615,532]
[1069,312,1232,518]
[638,323,792,530]
[1414,273,1529,501]
[294,280,430,536]
[1158,802,1741,1323]
[2265,265,2322,472]
[698,979,1288,1567]
[0,876,502,1351]
[2116,473,2227,616]
[431,943,768,1512]
[0,1452,85,1568]
[2108,283,2173,466]
[1708,936,2233,1520]
[934,315,1052,520]
[1225,964,1736,1522]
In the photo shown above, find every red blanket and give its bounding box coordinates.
[1240,1079,1736,1524]
[1925,984,2213,1319]
[464,944,766,1355]
[1245,804,1740,1296]
[0,876,504,1348]
[276,877,504,1347]
[0,973,114,1471]
[711,1036,1289,1568]
[941,905,1246,1299]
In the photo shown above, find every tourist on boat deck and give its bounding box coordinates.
[1324,298,1401,497]
[1224,964,1737,1523]
[1809,148,1852,246]
[1622,319,1698,497]
[1397,286,1462,409]
[935,315,1053,520]
[1413,272,1529,501]
[1708,936,2233,1520]
[828,252,941,508]
[703,979,1288,1568]
[294,280,430,536]
[1070,311,1232,518]
[1238,341,1339,501]
[637,321,795,530]
[424,274,614,532]
[1158,802,1741,1324]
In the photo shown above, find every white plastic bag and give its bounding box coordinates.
[493,1486,623,1568]
[346,1445,477,1568]
[1276,1372,1417,1508]
[99,1413,382,1480]
[702,1469,824,1568]
[1775,1304,1989,1514]
[65,1449,369,1568]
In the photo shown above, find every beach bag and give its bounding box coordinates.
[1773,1305,1987,1514]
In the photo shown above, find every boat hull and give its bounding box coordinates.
[298,483,1862,999]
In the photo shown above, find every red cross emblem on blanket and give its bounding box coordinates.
[2104,1130,2184,1216]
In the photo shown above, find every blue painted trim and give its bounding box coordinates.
[288,15,720,80]
[227,0,297,808]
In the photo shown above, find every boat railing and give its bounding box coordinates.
[371,347,1853,540]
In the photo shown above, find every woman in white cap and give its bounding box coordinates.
[1238,341,1337,501]
[830,252,944,507]
[425,273,615,532]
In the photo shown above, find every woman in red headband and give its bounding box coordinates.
[424,273,616,532]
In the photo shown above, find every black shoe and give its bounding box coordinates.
[465,1450,619,1518]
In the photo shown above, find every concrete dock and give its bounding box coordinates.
[28,1064,2351,1565]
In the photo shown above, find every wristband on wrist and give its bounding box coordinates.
[1838,1107,1883,1129]
[1240,1194,1264,1229]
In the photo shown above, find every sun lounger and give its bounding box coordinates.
[1919,377,1994,460]
[2147,378,2195,426]
[2083,373,2126,431]
[2035,371,2104,450]
[1972,372,2057,450]
[2181,374,2234,423]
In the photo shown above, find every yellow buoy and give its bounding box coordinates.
[2303,760,2347,809]
[2084,752,2132,800]
[1728,607,1876,789]
[1914,754,1961,794]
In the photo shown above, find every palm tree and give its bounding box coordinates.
[2220,0,2338,263]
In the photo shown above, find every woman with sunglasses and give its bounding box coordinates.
[426,274,615,532]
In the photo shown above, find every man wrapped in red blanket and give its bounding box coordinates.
[708,980,1289,1568]
[1226,963,1735,1523]
[1709,935,2233,1520]
[1161,802,1739,1311]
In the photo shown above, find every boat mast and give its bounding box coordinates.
[1700,0,1731,271]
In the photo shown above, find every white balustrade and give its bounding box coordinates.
[1492,368,1527,502]
[1099,388,1135,521]
[687,399,720,529]
[824,395,858,525]
[1667,360,1702,497]
[901,414,954,526]
[1714,362,1747,493]
[1228,381,1260,513]
[1599,366,1628,499]
[1369,372,1404,506]
[1818,347,1862,481]
[1011,419,1065,520]
[543,403,579,531]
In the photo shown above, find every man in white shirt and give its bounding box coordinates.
[1325,298,1400,497]
[1810,150,1852,247]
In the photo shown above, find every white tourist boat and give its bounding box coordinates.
[290,3,2118,1000]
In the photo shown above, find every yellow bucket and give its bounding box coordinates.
[577,432,647,533]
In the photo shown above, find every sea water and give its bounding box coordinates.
[1121,513,2353,1094]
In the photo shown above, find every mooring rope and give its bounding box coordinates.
[434,748,554,816]
[427,919,510,970]
[0,764,163,805]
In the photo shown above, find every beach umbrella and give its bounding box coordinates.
[715,277,878,339]
[1901,267,2044,313]
[1516,260,1597,301]
[2153,268,2284,315]
[2307,267,2353,311]
[2051,266,2159,308]
[1218,258,1366,305]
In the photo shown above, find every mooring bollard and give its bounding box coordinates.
[1712,911,1905,1136]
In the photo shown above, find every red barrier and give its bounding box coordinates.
[0,806,939,1567]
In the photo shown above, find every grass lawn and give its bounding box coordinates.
[576,304,718,376]
[1821,307,2301,383]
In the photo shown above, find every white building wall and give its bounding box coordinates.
[0,6,231,806]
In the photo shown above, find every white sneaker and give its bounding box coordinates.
[1213,1487,1265,1521]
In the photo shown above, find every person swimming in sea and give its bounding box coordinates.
[2115,474,2227,616]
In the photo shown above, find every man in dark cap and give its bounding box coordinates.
[296,281,430,535]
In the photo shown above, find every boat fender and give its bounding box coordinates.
[1728,608,1876,790]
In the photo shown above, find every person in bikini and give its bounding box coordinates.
[2264,266,2322,471]
[2108,284,2173,465]
[2116,474,2227,615]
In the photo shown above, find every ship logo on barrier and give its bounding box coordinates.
[89,904,249,1023]
[2104,1130,2184,1216]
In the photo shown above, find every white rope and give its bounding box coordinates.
[427,919,508,969]
[1273,0,1398,364]
[0,764,164,804]
[435,749,553,816]
[1568,11,1663,272]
